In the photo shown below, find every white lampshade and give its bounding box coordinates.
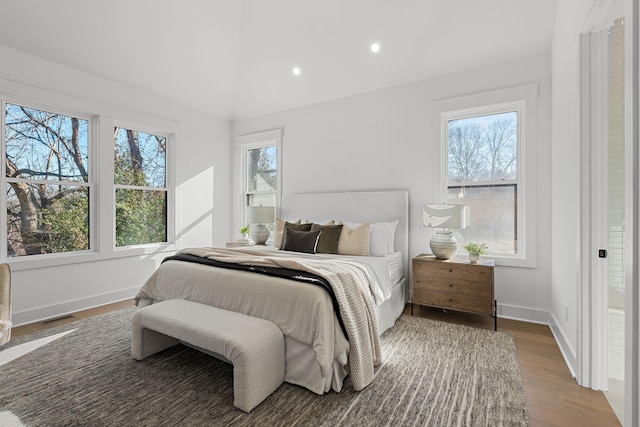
[246,206,275,224]
[423,204,468,229]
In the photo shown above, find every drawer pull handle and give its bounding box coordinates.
[449,269,453,273]
[449,298,453,302]
[448,284,453,287]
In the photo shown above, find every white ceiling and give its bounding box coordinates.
[0,0,557,120]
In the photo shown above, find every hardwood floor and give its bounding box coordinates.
[10,299,135,338]
[10,301,621,426]
[407,305,621,427]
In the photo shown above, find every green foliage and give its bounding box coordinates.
[115,189,167,247]
[22,188,90,255]
[240,225,250,234]
[44,191,90,252]
[463,242,488,255]
[114,153,147,187]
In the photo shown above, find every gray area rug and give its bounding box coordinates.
[0,308,528,426]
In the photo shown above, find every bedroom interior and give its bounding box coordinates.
[0,0,638,426]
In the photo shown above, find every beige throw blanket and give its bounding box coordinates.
[179,247,382,391]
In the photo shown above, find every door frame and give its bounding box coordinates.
[579,27,609,391]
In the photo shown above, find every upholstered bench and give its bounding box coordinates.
[131,299,285,413]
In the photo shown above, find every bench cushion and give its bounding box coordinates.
[131,299,285,412]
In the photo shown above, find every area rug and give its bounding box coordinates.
[0,307,528,426]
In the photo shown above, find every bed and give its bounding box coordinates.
[135,190,409,394]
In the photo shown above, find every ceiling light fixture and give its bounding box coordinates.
[292,67,301,76]
[370,42,381,53]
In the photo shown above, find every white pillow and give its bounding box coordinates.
[337,222,370,256]
[368,229,388,257]
[343,220,399,256]
[384,220,399,253]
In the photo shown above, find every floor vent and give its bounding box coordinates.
[41,315,74,325]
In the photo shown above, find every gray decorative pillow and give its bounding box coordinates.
[282,229,321,254]
[310,223,343,254]
[279,222,313,249]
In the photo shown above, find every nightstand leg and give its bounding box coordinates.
[494,300,497,331]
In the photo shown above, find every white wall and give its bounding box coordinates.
[548,0,584,371]
[0,46,232,325]
[233,53,553,323]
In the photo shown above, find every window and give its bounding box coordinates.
[114,126,167,247]
[4,103,90,256]
[246,144,277,208]
[238,130,281,241]
[1,90,176,266]
[442,99,530,262]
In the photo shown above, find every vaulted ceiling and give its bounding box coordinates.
[0,0,557,120]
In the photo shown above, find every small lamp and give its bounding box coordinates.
[246,206,275,245]
[423,204,468,259]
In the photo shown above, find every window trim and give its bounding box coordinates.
[0,91,179,270]
[437,84,538,268]
[1,97,95,260]
[236,129,282,234]
[112,121,174,251]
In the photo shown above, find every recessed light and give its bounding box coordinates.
[370,42,381,53]
[292,67,301,76]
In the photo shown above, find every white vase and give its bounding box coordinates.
[429,230,458,260]
[250,223,270,245]
[469,253,480,263]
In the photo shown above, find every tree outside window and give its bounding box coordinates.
[4,103,90,256]
[114,127,167,247]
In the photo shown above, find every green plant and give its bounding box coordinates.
[240,225,251,235]
[463,242,488,255]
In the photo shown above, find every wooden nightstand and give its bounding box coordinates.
[412,254,496,330]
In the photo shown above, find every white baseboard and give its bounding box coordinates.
[497,302,550,324]
[12,286,139,327]
[497,303,578,379]
[548,311,578,378]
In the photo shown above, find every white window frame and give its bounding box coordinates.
[112,120,175,251]
[237,129,282,233]
[0,88,178,270]
[438,84,538,268]
[1,96,96,261]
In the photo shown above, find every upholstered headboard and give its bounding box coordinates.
[281,190,410,280]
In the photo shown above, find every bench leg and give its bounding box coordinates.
[231,326,285,412]
[131,326,179,361]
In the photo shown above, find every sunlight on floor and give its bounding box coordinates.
[0,411,28,427]
[0,329,76,367]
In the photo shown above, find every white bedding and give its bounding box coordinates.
[238,245,402,305]
[135,246,404,394]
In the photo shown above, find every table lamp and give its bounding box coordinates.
[246,206,275,245]
[423,204,468,259]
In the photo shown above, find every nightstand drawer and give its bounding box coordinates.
[413,289,493,315]
[413,261,493,282]
[413,275,492,298]
[411,254,496,330]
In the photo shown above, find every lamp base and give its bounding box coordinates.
[250,223,270,245]
[429,230,458,260]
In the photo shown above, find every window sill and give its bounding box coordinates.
[490,254,536,269]
[5,242,178,272]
